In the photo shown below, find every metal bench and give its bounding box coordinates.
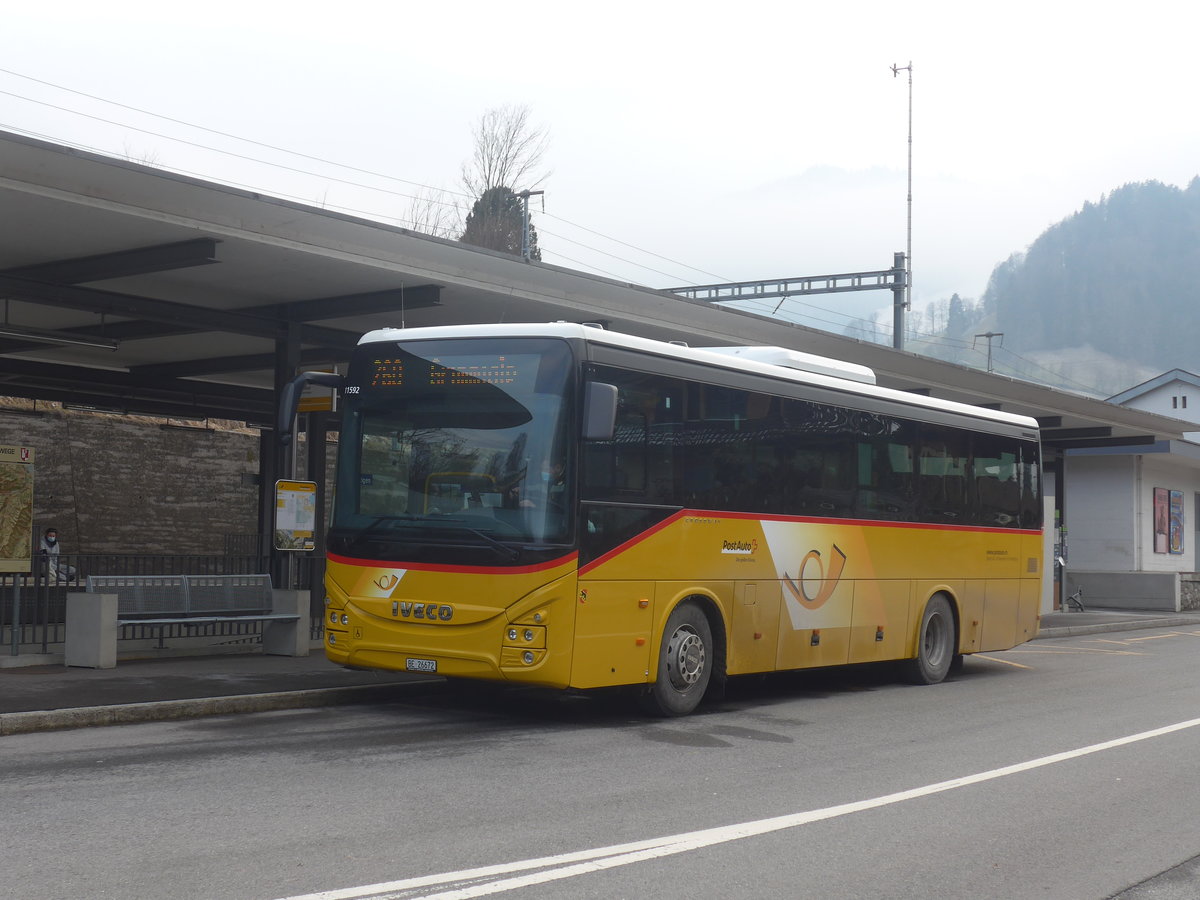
[68,575,307,666]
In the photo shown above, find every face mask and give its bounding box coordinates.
[45,537,56,545]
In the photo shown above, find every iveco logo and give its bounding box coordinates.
[391,601,454,621]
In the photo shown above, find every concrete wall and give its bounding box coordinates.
[1065,570,1179,611]
[1061,449,1200,610]
[0,404,334,556]
[1138,454,1199,573]
[1064,454,1135,570]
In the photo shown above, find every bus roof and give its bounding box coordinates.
[358,322,1041,433]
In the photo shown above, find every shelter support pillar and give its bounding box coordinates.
[304,410,332,623]
[266,320,301,588]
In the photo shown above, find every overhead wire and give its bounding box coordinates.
[0,67,901,315]
[0,66,472,200]
[0,66,1016,361]
[0,120,460,235]
[0,67,725,287]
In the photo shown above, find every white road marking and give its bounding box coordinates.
[275,715,1200,900]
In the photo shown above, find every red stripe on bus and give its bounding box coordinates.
[578,510,689,575]
[328,551,578,576]
[578,509,1040,575]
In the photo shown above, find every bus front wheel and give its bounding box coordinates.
[901,594,956,685]
[640,602,713,717]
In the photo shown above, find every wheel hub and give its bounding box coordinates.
[667,626,706,689]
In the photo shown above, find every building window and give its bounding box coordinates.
[1172,396,1179,408]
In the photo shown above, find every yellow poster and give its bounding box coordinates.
[275,479,317,551]
[0,445,35,573]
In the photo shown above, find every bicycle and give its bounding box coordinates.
[1064,585,1085,612]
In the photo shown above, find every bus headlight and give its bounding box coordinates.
[503,623,545,650]
[522,651,535,664]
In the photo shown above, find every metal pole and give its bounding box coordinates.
[518,190,544,261]
[8,577,18,656]
[892,62,913,314]
[974,332,1004,372]
[891,251,907,350]
[520,191,530,260]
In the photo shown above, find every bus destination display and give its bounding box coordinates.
[368,356,521,389]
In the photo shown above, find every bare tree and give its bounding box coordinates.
[402,186,460,240]
[461,105,549,197]
[459,105,549,256]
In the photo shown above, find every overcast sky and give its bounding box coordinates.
[4,1,1197,334]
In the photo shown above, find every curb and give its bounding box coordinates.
[1035,615,1200,640]
[0,682,416,736]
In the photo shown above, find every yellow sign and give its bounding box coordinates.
[298,370,338,413]
[0,445,35,573]
[275,479,317,551]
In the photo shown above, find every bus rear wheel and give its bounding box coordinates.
[640,602,713,717]
[901,594,955,685]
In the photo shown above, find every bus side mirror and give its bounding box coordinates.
[278,371,345,445]
[583,382,618,441]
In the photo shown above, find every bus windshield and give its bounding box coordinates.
[330,337,575,562]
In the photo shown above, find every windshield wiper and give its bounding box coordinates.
[457,525,520,561]
[422,516,521,561]
[343,515,422,549]
[342,515,521,561]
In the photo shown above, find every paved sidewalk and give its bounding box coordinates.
[1036,608,1200,638]
[4,608,1199,736]
[0,652,435,735]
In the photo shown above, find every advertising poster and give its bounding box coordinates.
[1169,489,1185,555]
[275,479,317,551]
[0,445,34,573]
[1153,487,1169,554]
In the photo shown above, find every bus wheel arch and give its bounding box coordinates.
[901,591,958,685]
[640,595,726,717]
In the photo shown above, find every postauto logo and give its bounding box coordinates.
[721,538,758,555]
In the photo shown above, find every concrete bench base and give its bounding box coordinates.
[66,590,310,668]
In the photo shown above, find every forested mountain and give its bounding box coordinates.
[849,179,1200,396]
[982,178,1200,372]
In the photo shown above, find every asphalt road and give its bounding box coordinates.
[4,626,1200,900]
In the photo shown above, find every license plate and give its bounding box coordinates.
[406,658,438,673]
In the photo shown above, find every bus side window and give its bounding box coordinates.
[582,366,680,504]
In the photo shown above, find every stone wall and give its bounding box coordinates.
[1181,573,1200,611]
[0,403,333,556]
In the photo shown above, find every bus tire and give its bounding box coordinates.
[901,594,955,685]
[641,601,713,717]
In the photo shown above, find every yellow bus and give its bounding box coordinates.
[282,323,1043,716]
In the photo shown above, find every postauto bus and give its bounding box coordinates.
[279,322,1043,716]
